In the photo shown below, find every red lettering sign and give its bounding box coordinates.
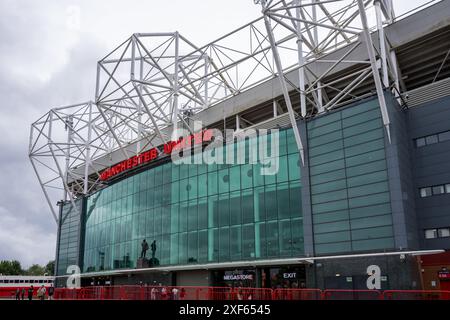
[99,129,213,181]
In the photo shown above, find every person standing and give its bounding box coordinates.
[48,285,54,300]
[37,285,46,301]
[21,287,25,300]
[172,287,179,300]
[27,286,34,301]
[150,287,157,300]
[15,288,20,300]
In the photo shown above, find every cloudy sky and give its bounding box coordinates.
[0,0,433,268]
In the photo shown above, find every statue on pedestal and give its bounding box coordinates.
[141,239,149,259]
[150,240,157,259]
[149,240,159,267]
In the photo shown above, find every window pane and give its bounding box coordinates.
[179,179,189,202]
[188,176,198,199]
[241,164,253,189]
[188,232,198,263]
[218,194,230,227]
[229,166,241,191]
[179,232,187,263]
[198,174,207,198]
[219,227,230,262]
[425,229,437,239]
[420,187,432,198]
[218,169,229,194]
[289,181,302,218]
[266,221,279,257]
[432,185,445,195]
[278,130,287,155]
[198,230,208,263]
[438,131,450,142]
[415,137,426,148]
[446,184,450,194]
[208,195,218,228]
[154,166,163,186]
[265,185,277,220]
[230,226,242,260]
[207,171,218,196]
[198,198,208,230]
[279,220,292,257]
[187,200,197,231]
[242,189,254,224]
[229,191,241,226]
[276,155,289,183]
[277,183,290,219]
[242,225,255,259]
[179,203,188,232]
[438,228,450,238]
[425,135,438,145]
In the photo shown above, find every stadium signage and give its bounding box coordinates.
[99,129,213,181]
[223,274,254,281]
[283,272,297,279]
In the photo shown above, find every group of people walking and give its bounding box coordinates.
[14,285,54,301]
[138,282,186,300]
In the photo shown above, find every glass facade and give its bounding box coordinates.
[307,99,395,254]
[83,128,303,272]
[56,199,82,276]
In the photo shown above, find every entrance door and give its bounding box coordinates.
[264,266,306,289]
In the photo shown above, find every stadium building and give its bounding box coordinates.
[29,0,450,290]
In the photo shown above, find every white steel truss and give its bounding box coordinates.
[29,0,402,224]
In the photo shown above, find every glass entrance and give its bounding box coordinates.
[262,266,306,289]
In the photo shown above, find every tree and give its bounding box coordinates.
[44,260,55,276]
[26,264,45,276]
[0,260,23,275]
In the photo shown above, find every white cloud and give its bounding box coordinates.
[0,207,56,268]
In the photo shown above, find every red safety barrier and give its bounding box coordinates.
[53,288,84,300]
[207,287,234,300]
[273,288,322,300]
[322,289,382,300]
[0,287,40,299]
[51,286,450,301]
[230,287,273,300]
[0,288,18,299]
[383,290,450,300]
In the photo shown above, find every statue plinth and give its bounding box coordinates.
[136,258,149,269]
[149,257,160,267]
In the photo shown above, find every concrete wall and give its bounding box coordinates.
[309,255,422,290]
[176,270,210,287]
[384,93,419,250]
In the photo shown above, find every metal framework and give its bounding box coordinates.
[30,0,405,224]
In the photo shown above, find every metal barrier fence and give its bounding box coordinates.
[273,289,322,300]
[322,290,382,300]
[383,290,450,300]
[50,286,450,301]
[0,287,39,299]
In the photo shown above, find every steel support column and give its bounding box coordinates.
[357,0,391,143]
[259,0,305,165]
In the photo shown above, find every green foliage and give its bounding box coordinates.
[0,260,55,276]
[26,264,45,276]
[44,260,55,276]
[0,260,23,275]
